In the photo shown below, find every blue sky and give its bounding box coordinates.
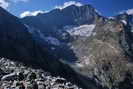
[1,0,133,17]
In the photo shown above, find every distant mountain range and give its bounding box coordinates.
[0,3,133,89]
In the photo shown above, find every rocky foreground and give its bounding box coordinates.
[0,58,81,89]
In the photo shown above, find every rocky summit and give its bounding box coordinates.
[0,2,133,89]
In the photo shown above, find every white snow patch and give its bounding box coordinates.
[108,17,115,20]
[24,24,32,31]
[66,24,96,37]
[24,24,60,46]
[95,9,102,15]
[75,63,84,68]
[131,29,133,33]
[24,24,35,33]
[24,24,47,40]
[92,32,96,36]
[121,20,127,25]
[63,25,75,29]
[45,37,60,46]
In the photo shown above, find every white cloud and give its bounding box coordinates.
[55,1,83,10]
[0,0,9,9]
[20,10,45,18]
[0,0,29,9]
[20,1,83,18]
[126,9,133,15]
[119,9,133,15]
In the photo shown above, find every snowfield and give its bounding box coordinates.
[66,24,96,37]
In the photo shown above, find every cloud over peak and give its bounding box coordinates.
[119,8,133,15]
[55,1,83,10]
[126,9,133,15]
[20,1,83,18]
[20,10,46,18]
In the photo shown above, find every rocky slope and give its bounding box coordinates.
[0,58,81,89]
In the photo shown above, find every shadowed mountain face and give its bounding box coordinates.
[0,7,35,61]
[0,7,63,74]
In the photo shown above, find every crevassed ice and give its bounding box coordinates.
[66,24,96,37]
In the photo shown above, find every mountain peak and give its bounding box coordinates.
[22,3,101,32]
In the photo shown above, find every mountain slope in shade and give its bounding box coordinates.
[0,7,64,75]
